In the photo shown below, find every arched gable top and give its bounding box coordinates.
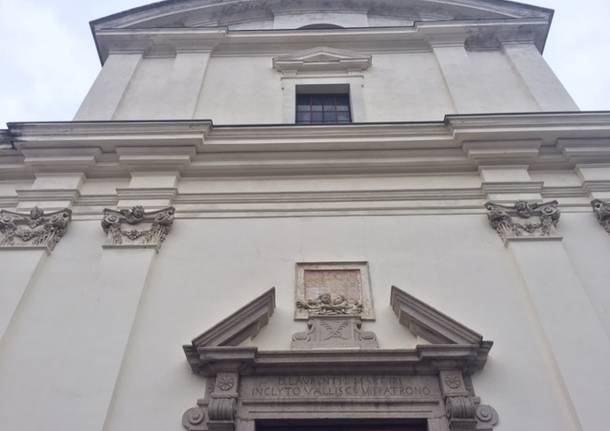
[91,0,553,31]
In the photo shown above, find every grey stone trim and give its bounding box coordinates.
[101,205,175,250]
[485,200,560,240]
[391,286,485,346]
[591,199,610,233]
[183,288,497,431]
[0,206,72,252]
[272,47,372,74]
[184,288,276,372]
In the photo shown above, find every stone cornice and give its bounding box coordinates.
[3,113,610,178]
[93,18,549,61]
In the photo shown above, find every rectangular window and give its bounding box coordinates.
[296,88,351,125]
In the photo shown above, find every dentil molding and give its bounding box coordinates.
[101,205,175,250]
[485,200,560,241]
[0,206,72,253]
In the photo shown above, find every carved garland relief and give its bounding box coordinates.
[591,199,610,233]
[183,287,499,431]
[0,206,72,252]
[485,200,560,240]
[101,206,175,249]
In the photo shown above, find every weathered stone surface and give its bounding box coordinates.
[295,262,374,320]
[291,316,378,349]
[0,206,71,252]
[485,200,560,240]
[101,205,175,249]
[591,199,610,233]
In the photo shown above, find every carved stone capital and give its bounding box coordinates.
[101,206,175,250]
[0,206,72,252]
[291,316,378,349]
[485,200,560,240]
[591,199,610,233]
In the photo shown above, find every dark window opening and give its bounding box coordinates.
[296,93,352,125]
[257,420,427,431]
[298,24,344,30]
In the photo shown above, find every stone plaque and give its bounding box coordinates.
[295,262,374,320]
[241,375,440,401]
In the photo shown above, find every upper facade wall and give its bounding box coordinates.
[75,0,578,122]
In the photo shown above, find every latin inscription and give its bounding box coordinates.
[241,375,438,400]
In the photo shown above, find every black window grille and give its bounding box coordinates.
[296,94,351,124]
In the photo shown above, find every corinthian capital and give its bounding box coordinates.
[0,206,72,252]
[485,200,560,240]
[591,199,610,234]
[101,206,175,250]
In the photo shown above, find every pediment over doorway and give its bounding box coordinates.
[181,286,498,431]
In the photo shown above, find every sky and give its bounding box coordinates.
[0,0,609,127]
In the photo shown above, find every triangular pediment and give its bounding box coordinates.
[273,47,372,73]
[183,285,492,374]
[92,0,552,31]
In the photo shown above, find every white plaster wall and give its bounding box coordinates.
[560,212,610,337]
[195,55,284,124]
[0,211,597,430]
[362,52,455,121]
[114,57,176,120]
[108,46,552,123]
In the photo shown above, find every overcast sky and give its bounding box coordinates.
[1,0,609,127]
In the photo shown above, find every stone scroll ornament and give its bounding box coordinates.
[485,200,560,240]
[101,206,175,248]
[0,206,72,252]
[591,199,610,233]
[296,293,363,316]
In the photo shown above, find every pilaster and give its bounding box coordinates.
[479,165,542,202]
[430,42,481,113]
[74,53,143,120]
[576,164,610,200]
[164,50,213,119]
[0,249,46,343]
[485,201,610,431]
[502,42,578,111]
[95,206,175,431]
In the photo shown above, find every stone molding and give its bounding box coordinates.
[390,286,486,347]
[485,200,560,241]
[291,316,378,349]
[273,47,372,74]
[0,206,72,252]
[183,287,497,431]
[101,205,175,250]
[591,199,610,233]
[184,288,275,372]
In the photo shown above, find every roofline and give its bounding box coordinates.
[6,111,610,133]
[88,0,555,65]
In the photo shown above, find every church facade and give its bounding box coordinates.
[1,1,609,431]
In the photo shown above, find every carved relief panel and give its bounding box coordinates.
[295,262,374,320]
